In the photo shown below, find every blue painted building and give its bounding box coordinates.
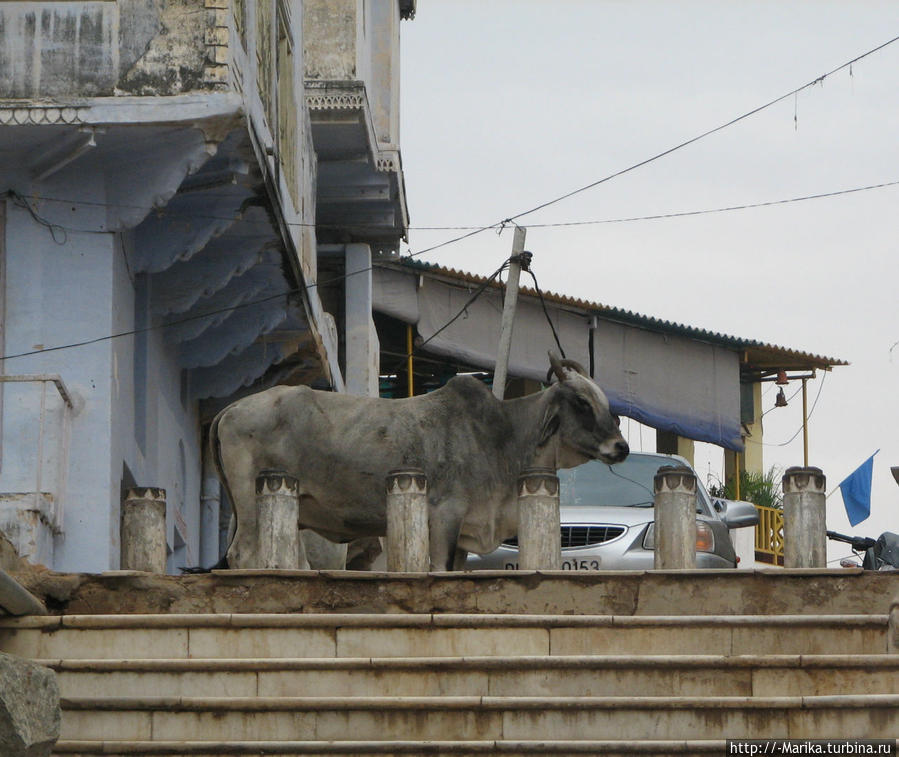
[0,0,414,572]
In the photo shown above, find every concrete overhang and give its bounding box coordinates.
[305,81,408,251]
[0,95,333,400]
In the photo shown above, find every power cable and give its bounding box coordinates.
[13,179,899,236]
[0,254,512,372]
[6,37,896,367]
[526,268,567,360]
[383,258,512,380]
[760,383,804,418]
[747,371,829,448]
[500,34,899,226]
[521,180,899,229]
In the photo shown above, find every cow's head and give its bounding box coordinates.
[538,352,629,468]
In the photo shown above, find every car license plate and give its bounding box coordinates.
[504,558,601,570]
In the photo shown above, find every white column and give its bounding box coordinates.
[517,468,561,570]
[653,466,697,569]
[255,470,300,569]
[121,488,167,573]
[782,466,826,569]
[386,468,429,572]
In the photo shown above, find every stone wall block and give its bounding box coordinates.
[0,652,60,756]
[205,27,230,46]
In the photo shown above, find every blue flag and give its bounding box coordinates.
[839,450,879,527]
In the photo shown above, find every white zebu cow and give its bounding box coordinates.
[211,353,628,570]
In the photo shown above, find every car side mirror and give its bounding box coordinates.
[714,498,759,529]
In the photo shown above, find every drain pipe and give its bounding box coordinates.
[0,569,47,616]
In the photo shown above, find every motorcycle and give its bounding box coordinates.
[826,530,899,571]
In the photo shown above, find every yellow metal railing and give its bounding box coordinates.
[755,504,784,565]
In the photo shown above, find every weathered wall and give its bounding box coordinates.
[0,0,211,98]
[7,569,895,618]
[367,0,400,147]
[303,0,361,81]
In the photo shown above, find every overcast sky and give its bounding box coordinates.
[399,1,899,560]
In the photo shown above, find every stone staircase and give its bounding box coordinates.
[1,606,898,756]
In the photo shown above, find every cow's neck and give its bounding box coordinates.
[502,387,560,472]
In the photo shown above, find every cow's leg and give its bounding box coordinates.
[218,430,262,569]
[301,530,345,570]
[428,500,465,571]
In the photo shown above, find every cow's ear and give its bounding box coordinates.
[538,406,560,448]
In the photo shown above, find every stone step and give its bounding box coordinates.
[0,613,889,658]
[53,738,899,757]
[38,654,899,699]
[58,694,899,742]
[48,738,848,756]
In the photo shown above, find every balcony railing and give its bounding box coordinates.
[754,503,784,566]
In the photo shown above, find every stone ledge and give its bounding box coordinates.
[49,739,732,755]
[4,569,895,617]
[59,693,899,711]
[33,652,899,672]
[0,612,889,630]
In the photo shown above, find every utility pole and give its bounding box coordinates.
[493,225,527,400]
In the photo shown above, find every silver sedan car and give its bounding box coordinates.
[465,451,759,570]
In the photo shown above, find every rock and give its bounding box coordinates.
[0,653,60,757]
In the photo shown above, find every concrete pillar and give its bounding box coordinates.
[255,470,300,569]
[724,382,763,496]
[653,466,697,569]
[782,466,826,569]
[121,488,167,573]
[656,431,695,466]
[345,243,379,397]
[385,468,429,572]
[517,468,561,570]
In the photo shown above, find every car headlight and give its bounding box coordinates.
[642,521,715,553]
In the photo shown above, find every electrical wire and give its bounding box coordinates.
[13,179,899,237]
[760,383,804,418]
[520,180,899,229]
[8,191,68,244]
[500,34,899,226]
[0,289,301,363]
[6,37,896,368]
[747,371,829,448]
[526,269,567,359]
[383,258,512,379]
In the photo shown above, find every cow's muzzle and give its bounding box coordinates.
[599,438,630,464]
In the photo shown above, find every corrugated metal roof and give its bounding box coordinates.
[379,257,848,372]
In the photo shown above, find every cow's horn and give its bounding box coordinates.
[547,351,588,383]
[548,351,567,383]
[560,358,588,377]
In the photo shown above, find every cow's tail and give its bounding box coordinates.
[207,407,237,569]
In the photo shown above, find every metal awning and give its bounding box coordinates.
[372,259,848,451]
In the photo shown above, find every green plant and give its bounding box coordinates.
[720,466,783,509]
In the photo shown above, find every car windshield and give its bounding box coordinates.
[559,455,710,513]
